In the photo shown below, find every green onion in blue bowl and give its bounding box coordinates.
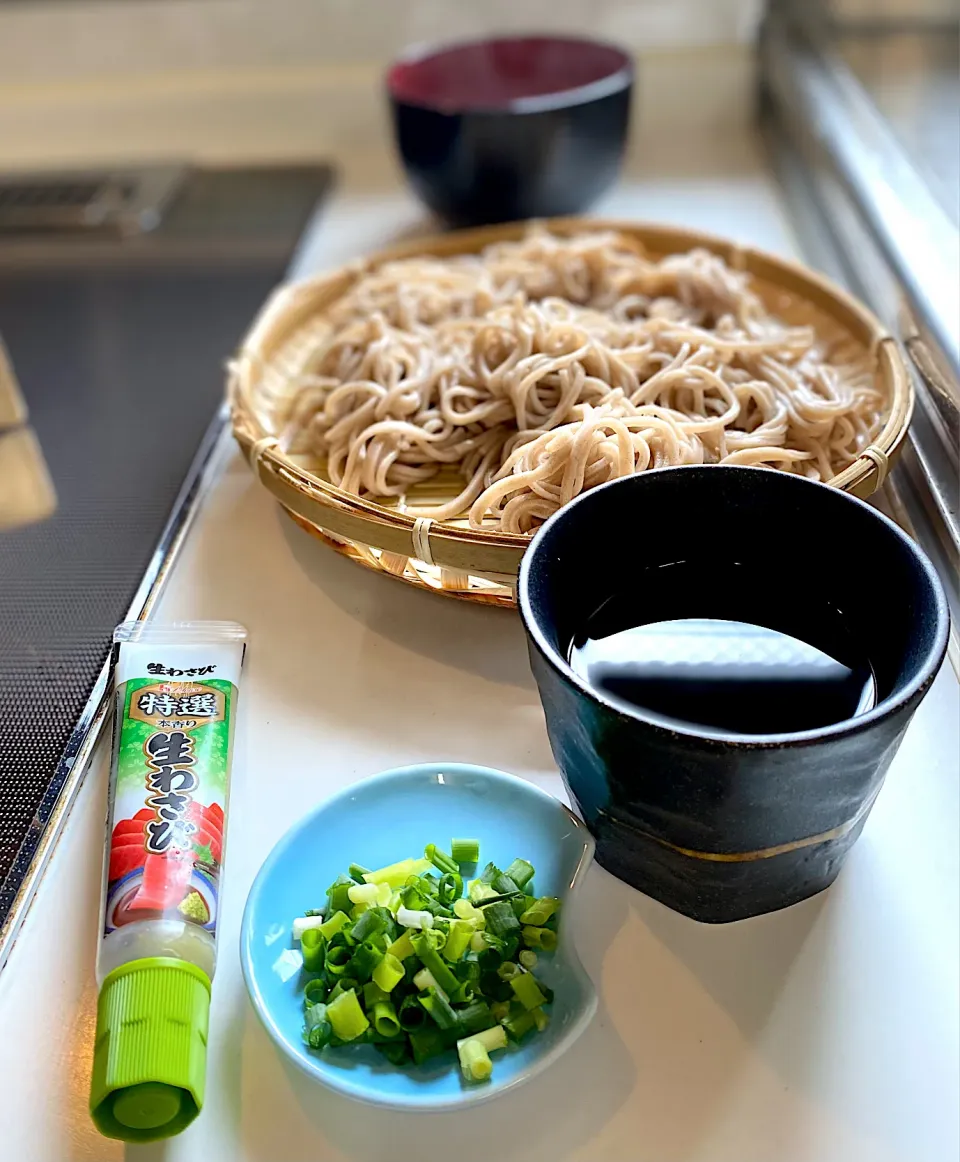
[240,762,596,1110]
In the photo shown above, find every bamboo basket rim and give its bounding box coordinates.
[229,217,913,579]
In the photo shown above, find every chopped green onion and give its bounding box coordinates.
[477,947,504,973]
[458,1038,492,1083]
[363,858,431,888]
[327,974,359,1004]
[372,1000,401,1038]
[455,956,481,983]
[398,994,427,1032]
[362,980,390,1008]
[474,892,522,908]
[483,901,521,938]
[468,880,498,903]
[425,844,459,876]
[347,941,382,982]
[400,879,427,910]
[503,1009,536,1040]
[326,988,369,1042]
[300,927,325,973]
[421,925,447,952]
[419,987,459,1031]
[325,979,348,1005]
[409,1026,450,1065]
[303,1002,332,1049]
[303,977,328,1007]
[451,838,480,864]
[295,843,559,1080]
[441,918,475,963]
[437,872,463,906]
[522,925,557,952]
[411,934,461,997]
[396,905,433,930]
[490,1000,511,1022]
[292,915,326,941]
[386,930,415,961]
[351,907,387,943]
[455,1001,493,1036]
[457,1024,507,1054]
[324,942,353,977]
[347,882,381,907]
[453,898,484,924]
[503,858,535,889]
[372,951,404,993]
[375,1039,410,1067]
[510,972,547,1011]
[318,910,349,940]
[479,971,512,1003]
[422,899,454,920]
[413,966,442,995]
[326,874,355,915]
[519,896,560,926]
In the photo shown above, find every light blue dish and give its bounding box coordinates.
[240,762,597,1110]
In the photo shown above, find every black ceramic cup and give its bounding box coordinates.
[518,466,949,923]
[386,36,633,227]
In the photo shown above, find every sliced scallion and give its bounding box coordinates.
[510,972,547,1011]
[457,1038,492,1083]
[519,896,560,926]
[295,842,559,1079]
[425,844,459,876]
[300,927,325,973]
[326,988,369,1042]
[372,1000,401,1039]
[371,951,404,993]
[450,838,480,864]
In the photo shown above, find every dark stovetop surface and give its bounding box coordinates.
[0,164,333,940]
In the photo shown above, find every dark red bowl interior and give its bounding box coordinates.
[387,35,631,113]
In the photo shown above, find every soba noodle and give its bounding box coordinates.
[284,228,883,533]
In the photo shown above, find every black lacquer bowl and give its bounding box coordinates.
[518,466,949,923]
[386,35,633,227]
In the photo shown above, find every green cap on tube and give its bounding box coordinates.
[90,957,211,1142]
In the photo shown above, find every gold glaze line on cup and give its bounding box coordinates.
[607,786,882,863]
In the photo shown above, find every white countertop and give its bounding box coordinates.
[0,139,957,1162]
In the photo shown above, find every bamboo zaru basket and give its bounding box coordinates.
[229,218,913,608]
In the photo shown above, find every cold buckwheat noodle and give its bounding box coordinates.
[282,228,883,533]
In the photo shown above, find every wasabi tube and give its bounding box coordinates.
[90,621,246,1143]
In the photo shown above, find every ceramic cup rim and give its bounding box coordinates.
[517,464,950,750]
[386,33,634,116]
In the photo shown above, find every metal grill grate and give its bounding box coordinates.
[0,182,105,209]
[0,168,182,233]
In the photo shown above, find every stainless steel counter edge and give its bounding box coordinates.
[763,1,959,390]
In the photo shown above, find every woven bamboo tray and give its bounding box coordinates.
[229,218,913,608]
